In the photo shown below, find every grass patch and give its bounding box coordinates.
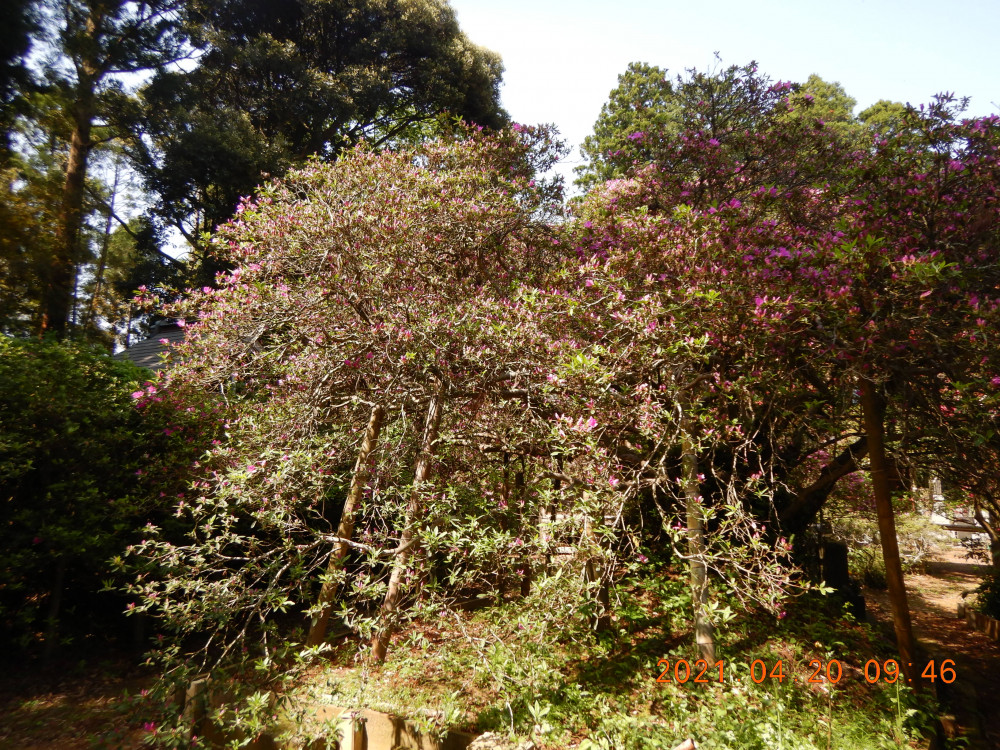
[286,563,938,749]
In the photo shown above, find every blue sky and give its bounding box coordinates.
[449,0,1000,189]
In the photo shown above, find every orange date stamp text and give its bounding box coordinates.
[655,658,956,685]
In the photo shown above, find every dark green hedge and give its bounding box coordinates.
[0,336,213,656]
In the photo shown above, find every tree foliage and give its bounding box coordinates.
[783,73,858,142]
[1,0,506,341]
[574,86,1000,679]
[117,61,1000,716]
[575,61,860,213]
[127,125,565,672]
[0,0,38,161]
[5,25,999,720]
[0,157,61,333]
[36,0,187,336]
[575,61,681,190]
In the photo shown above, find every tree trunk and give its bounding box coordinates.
[84,161,120,331]
[683,432,715,662]
[43,12,100,338]
[859,378,917,684]
[973,505,1000,571]
[778,436,868,538]
[371,385,445,663]
[306,404,386,648]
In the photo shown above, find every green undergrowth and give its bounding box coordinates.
[289,564,938,750]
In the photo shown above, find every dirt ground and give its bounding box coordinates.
[2,545,996,749]
[864,545,1000,749]
[0,653,153,749]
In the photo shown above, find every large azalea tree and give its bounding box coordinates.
[127,124,569,674]
[565,93,1000,681]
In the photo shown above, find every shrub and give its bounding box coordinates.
[974,569,1000,619]
[0,336,213,655]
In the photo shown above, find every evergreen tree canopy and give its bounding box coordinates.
[128,0,508,270]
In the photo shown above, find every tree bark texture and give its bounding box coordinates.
[514,458,532,597]
[306,404,386,648]
[859,378,917,684]
[44,11,100,337]
[371,385,445,663]
[84,161,120,330]
[778,436,869,538]
[581,513,611,632]
[682,427,714,662]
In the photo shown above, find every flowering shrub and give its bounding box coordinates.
[125,126,570,675]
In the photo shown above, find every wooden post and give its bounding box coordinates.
[371,384,445,663]
[306,405,385,648]
[515,457,532,597]
[581,514,611,632]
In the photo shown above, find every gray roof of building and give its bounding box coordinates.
[114,324,186,371]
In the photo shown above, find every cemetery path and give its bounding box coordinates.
[865,546,1000,749]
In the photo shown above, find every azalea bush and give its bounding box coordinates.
[568,88,1000,542]
[567,89,1000,683]
[124,125,811,744]
[974,569,1000,619]
[125,125,570,673]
